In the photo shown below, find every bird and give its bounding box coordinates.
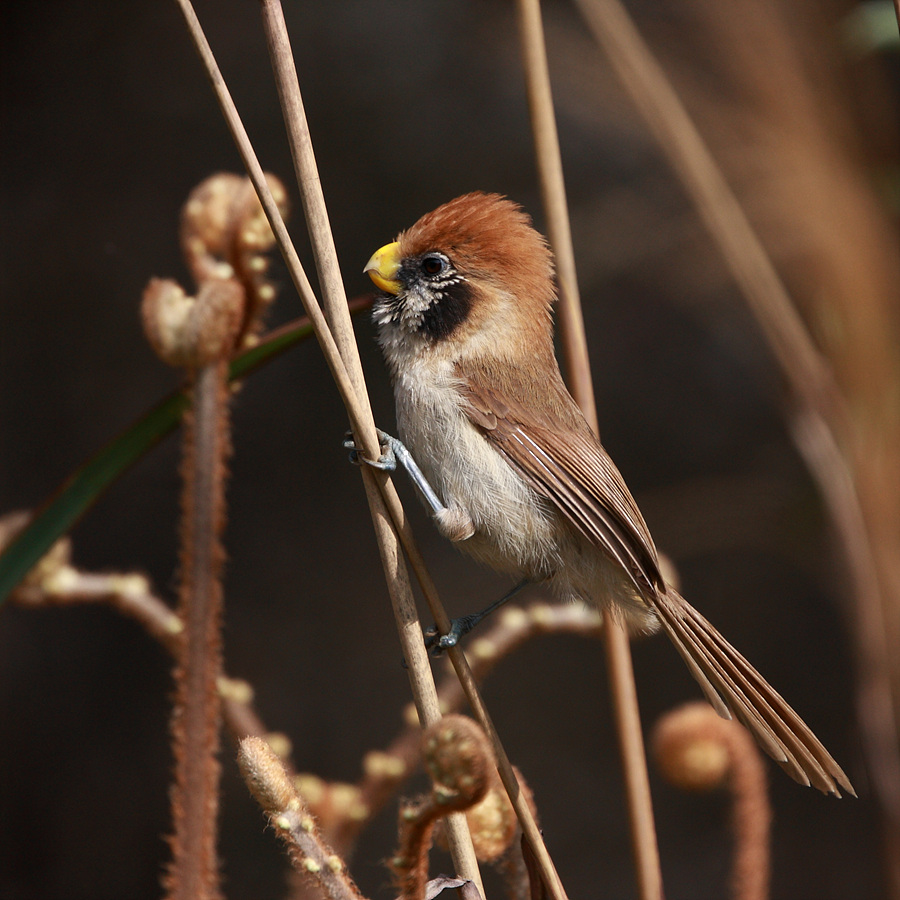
[363,190,853,797]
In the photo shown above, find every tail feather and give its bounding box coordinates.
[653,589,854,797]
[680,598,855,794]
[675,599,831,790]
[656,595,796,772]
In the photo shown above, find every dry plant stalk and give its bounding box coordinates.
[173,2,574,895]
[141,173,287,900]
[654,702,771,900]
[260,3,576,896]
[255,3,490,892]
[514,1,663,897]
[574,0,899,882]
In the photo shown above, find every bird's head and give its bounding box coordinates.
[365,192,556,366]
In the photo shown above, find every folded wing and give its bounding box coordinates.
[457,362,853,796]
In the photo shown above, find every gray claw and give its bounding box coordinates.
[343,430,397,471]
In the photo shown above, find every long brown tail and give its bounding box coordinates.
[652,588,854,797]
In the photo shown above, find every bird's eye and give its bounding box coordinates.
[420,255,446,276]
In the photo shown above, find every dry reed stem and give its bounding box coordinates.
[257,1,484,891]
[513,0,594,415]
[257,4,578,897]
[515,1,663,897]
[597,627,663,896]
[653,703,771,900]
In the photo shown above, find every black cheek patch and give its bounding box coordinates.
[420,280,473,341]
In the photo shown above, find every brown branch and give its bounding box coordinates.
[5,515,297,776]
[164,358,231,900]
[141,172,283,900]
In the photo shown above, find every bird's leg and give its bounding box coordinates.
[345,430,530,651]
[425,578,531,653]
[345,430,475,541]
[345,429,446,515]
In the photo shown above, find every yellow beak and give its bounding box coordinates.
[364,241,402,294]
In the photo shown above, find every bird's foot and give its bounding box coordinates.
[422,579,532,654]
[343,429,398,471]
[423,613,486,654]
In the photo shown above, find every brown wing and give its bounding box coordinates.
[457,361,665,599]
[457,360,854,797]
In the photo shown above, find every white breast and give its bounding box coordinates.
[391,356,563,579]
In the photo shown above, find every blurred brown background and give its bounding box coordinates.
[1,1,896,898]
